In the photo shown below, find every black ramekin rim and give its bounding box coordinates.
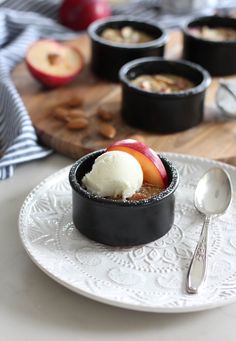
[88,16,168,49]
[119,56,211,98]
[183,15,236,45]
[69,149,179,207]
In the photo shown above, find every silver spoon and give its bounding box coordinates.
[186,167,232,294]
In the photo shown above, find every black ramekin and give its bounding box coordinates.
[69,149,179,247]
[88,16,167,81]
[183,15,236,76]
[119,57,211,133]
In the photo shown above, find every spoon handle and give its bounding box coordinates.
[186,215,211,294]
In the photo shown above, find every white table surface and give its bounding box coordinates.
[1,153,236,341]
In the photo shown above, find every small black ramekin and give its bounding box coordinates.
[119,57,211,133]
[88,16,167,81]
[183,15,236,76]
[69,149,179,247]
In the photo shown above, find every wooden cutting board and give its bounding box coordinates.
[12,32,236,161]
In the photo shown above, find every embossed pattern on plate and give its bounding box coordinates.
[19,153,236,313]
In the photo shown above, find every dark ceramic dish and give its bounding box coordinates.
[119,57,211,133]
[183,15,236,76]
[88,17,167,81]
[69,149,179,247]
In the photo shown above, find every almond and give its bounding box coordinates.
[99,123,117,139]
[97,107,113,121]
[59,96,83,108]
[52,107,69,122]
[67,118,89,130]
[67,109,86,120]
[154,75,175,85]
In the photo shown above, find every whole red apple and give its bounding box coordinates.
[59,0,111,31]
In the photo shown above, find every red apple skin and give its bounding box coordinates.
[25,40,84,88]
[26,61,81,87]
[59,0,111,31]
[107,139,168,189]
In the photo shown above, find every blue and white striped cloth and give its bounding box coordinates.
[0,6,77,180]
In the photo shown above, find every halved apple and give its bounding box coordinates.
[107,139,168,189]
[26,39,83,87]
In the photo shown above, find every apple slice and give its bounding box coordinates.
[26,39,83,87]
[107,139,168,189]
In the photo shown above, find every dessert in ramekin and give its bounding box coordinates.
[88,17,167,81]
[183,15,236,76]
[69,139,179,246]
[119,57,211,133]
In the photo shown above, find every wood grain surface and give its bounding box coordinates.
[12,32,236,163]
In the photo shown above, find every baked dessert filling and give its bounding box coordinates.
[131,74,194,93]
[189,26,236,41]
[124,183,162,201]
[100,26,154,44]
[94,183,162,201]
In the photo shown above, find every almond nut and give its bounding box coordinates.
[59,96,83,108]
[99,123,117,139]
[67,109,86,120]
[67,118,89,130]
[97,107,113,121]
[52,107,69,122]
[154,75,175,85]
[65,96,83,108]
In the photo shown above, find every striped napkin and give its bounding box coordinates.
[0,6,76,180]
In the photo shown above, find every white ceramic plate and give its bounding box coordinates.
[19,153,236,313]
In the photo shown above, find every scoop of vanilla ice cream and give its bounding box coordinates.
[82,151,143,199]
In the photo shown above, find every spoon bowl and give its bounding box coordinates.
[186,167,232,294]
[195,167,232,216]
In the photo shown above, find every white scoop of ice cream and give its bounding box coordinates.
[82,151,143,199]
